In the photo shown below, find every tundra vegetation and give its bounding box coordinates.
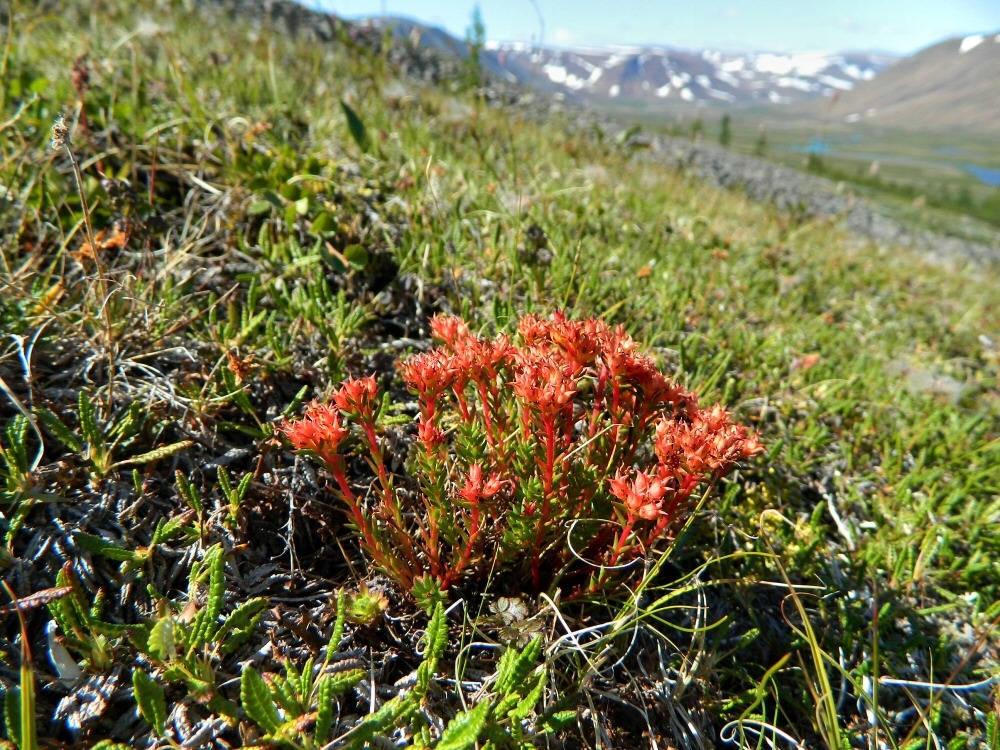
[0,1,997,749]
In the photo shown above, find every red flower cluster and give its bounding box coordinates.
[280,312,764,597]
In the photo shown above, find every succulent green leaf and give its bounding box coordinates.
[343,244,369,271]
[331,591,347,651]
[240,667,282,735]
[310,211,336,234]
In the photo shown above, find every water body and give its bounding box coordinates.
[964,165,1000,187]
[783,140,1000,187]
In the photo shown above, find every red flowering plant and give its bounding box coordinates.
[279,312,762,603]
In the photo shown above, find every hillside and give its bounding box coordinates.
[818,32,1000,131]
[0,1,998,748]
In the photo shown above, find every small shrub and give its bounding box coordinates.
[279,312,762,600]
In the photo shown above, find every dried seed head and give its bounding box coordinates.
[51,116,71,151]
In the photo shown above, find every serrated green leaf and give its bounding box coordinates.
[217,466,234,502]
[72,532,141,563]
[3,688,21,749]
[267,673,298,715]
[132,669,166,736]
[348,695,417,746]
[175,470,202,513]
[298,658,314,698]
[436,699,492,750]
[241,667,282,735]
[331,591,347,651]
[151,510,196,546]
[325,668,364,695]
[147,617,176,662]
[315,674,336,741]
[495,636,542,696]
[187,545,225,653]
[112,440,193,469]
[78,391,102,448]
[216,598,268,654]
[508,670,545,722]
[35,408,80,453]
[411,604,448,695]
[424,604,448,663]
[340,100,369,152]
[540,709,577,733]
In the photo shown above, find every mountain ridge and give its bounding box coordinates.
[814,31,1000,132]
[370,14,896,107]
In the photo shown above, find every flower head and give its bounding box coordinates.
[458,463,504,504]
[609,467,672,521]
[279,401,348,465]
[430,314,471,350]
[333,376,380,420]
[512,355,577,418]
[399,350,459,399]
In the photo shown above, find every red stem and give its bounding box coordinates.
[531,415,558,591]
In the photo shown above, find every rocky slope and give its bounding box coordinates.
[814,32,1000,132]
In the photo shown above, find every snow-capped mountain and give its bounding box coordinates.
[482,42,896,106]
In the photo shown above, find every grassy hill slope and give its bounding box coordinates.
[0,1,998,747]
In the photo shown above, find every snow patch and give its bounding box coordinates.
[841,63,875,81]
[753,51,832,77]
[543,64,588,90]
[708,89,736,102]
[609,84,620,98]
[959,34,984,53]
[777,76,816,92]
[716,71,740,87]
[816,74,853,90]
[544,64,569,85]
[656,84,672,97]
[680,87,694,101]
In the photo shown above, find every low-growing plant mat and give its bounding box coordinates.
[0,1,998,748]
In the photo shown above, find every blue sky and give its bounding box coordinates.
[302,1,1000,55]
